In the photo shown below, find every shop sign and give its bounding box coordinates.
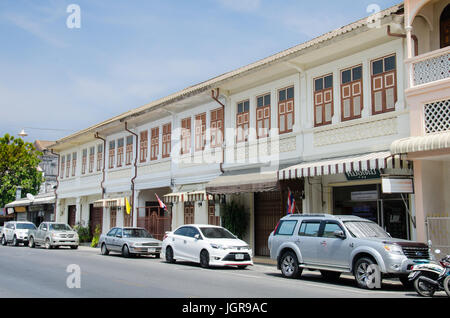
[14,206,27,213]
[351,190,379,201]
[382,177,414,194]
[345,169,380,181]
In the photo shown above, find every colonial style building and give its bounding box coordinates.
[48,2,449,256]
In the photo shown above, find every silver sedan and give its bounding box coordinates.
[99,227,162,258]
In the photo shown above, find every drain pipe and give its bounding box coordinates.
[211,88,225,173]
[50,149,60,221]
[94,132,106,199]
[125,122,138,226]
[387,25,418,56]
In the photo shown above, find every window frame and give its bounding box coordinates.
[89,146,95,173]
[298,220,322,237]
[150,127,159,161]
[278,86,295,134]
[181,117,192,155]
[108,141,115,169]
[66,154,71,178]
[313,74,334,127]
[256,93,271,139]
[125,136,133,166]
[236,99,250,143]
[210,108,224,148]
[97,144,103,172]
[140,130,148,163]
[195,113,206,152]
[71,152,77,177]
[162,123,171,158]
[117,138,124,168]
[370,53,397,115]
[340,65,363,122]
[81,149,87,175]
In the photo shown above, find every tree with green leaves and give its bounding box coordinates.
[0,134,43,208]
[221,201,249,239]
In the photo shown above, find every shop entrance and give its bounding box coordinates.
[333,184,410,239]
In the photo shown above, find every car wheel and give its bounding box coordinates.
[165,246,176,263]
[280,251,302,279]
[45,238,52,249]
[29,237,35,248]
[354,257,380,289]
[13,236,18,247]
[1,236,7,246]
[101,243,109,255]
[70,245,78,250]
[200,250,210,269]
[320,270,341,281]
[122,245,130,258]
[414,274,436,297]
[444,276,450,297]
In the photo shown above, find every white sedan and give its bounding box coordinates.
[162,224,253,269]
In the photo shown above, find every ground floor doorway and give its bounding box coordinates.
[333,183,410,239]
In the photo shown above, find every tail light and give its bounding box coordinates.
[273,221,281,235]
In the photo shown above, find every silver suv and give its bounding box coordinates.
[1,221,37,246]
[268,214,430,289]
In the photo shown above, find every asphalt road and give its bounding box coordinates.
[0,244,446,298]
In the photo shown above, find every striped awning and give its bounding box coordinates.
[163,191,214,203]
[390,132,450,155]
[279,151,409,180]
[206,171,279,194]
[93,197,125,208]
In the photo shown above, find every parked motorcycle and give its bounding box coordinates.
[408,249,450,297]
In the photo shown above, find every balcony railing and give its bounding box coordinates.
[407,46,450,87]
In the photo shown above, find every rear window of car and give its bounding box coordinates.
[16,223,36,230]
[298,221,321,237]
[275,220,298,236]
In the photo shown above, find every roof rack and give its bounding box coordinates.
[287,213,334,218]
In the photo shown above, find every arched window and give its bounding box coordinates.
[440,4,450,48]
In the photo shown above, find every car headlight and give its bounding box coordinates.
[210,243,227,250]
[384,244,404,255]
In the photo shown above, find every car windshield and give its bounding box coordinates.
[50,224,72,231]
[16,223,36,230]
[200,227,236,239]
[123,228,153,238]
[343,221,390,238]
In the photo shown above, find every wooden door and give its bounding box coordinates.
[68,205,76,227]
[254,191,283,256]
[89,204,103,236]
[184,203,194,225]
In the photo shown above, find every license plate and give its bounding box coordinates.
[148,248,156,253]
[235,254,244,260]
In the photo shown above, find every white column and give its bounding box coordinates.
[75,197,81,225]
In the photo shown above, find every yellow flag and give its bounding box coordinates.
[125,197,131,215]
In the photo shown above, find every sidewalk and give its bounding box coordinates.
[253,256,277,266]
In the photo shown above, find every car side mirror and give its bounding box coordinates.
[116,234,122,238]
[334,230,346,239]
[194,234,201,240]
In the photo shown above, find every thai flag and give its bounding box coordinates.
[155,194,167,211]
[287,190,295,215]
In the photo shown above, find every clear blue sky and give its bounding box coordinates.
[0,0,401,143]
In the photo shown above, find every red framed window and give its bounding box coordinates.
[60,156,65,179]
[371,54,397,115]
[236,100,249,143]
[278,86,294,133]
[181,117,191,155]
[108,141,115,169]
[341,65,363,121]
[162,123,171,158]
[257,93,271,138]
[314,75,333,127]
[89,147,95,173]
[126,136,133,166]
[140,130,148,163]
[81,149,87,175]
[151,127,159,161]
[97,144,103,172]
[71,152,77,177]
[210,108,224,148]
[117,138,124,167]
[66,154,71,178]
[195,113,206,151]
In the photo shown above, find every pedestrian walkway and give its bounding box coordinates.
[253,256,276,266]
